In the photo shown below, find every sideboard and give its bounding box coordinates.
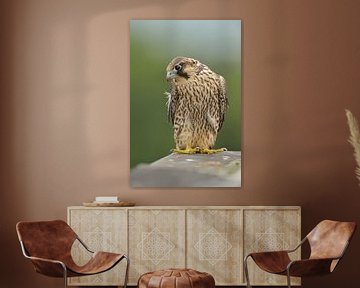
[67,206,301,286]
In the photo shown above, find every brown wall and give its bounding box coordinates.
[1,0,360,287]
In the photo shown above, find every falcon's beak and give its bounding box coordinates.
[166,70,177,80]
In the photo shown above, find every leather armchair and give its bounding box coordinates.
[244,220,356,288]
[16,220,129,288]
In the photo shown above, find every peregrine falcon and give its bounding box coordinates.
[165,56,228,154]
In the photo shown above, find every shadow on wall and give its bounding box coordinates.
[2,0,193,215]
[0,1,191,288]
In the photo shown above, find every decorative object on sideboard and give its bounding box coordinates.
[16,220,129,288]
[83,201,136,207]
[83,196,135,207]
[94,196,120,203]
[244,220,357,288]
[346,109,360,186]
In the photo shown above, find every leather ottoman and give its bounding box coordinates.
[138,268,215,288]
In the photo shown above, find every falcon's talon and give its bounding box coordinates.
[171,147,227,154]
[200,147,227,154]
[172,147,200,154]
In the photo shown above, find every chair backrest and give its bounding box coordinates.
[307,220,356,261]
[16,220,77,261]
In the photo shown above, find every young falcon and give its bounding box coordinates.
[165,56,228,154]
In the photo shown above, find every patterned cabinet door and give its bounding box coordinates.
[187,209,243,285]
[128,209,186,284]
[244,209,301,286]
[68,208,128,286]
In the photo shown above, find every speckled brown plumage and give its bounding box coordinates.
[165,56,228,153]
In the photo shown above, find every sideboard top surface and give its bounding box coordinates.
[68,206,301,210]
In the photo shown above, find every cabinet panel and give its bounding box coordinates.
[187,209,242,285]
[128,209,186,284]
[67,206,301,286]
[244,209,301,286]
[68,208,127,286]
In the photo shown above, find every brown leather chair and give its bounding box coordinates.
[244,220,356,288]
[16,220,129,288]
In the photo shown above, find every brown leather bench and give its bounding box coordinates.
[138,268,215,288]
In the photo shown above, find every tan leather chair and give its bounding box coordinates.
[16,220,129,288]
[244,220,356,288]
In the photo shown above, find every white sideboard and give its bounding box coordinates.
[67,206,301,286]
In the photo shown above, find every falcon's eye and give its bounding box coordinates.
[174,64,182,71]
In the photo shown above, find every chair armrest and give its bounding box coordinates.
[26,255,67,277]
[247,250,290,258]
[26,255,64,265]
[245,250,291,265]
[287,258,336,277]
[246,251,292,274]
[76,236,94,253]
[19,240,67,277]
[245,237,306,259]
[285,237,307,253]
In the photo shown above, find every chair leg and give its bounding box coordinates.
[286,269,291,288]
[62,264,68,288]
[244,255,252,288]
[123,255,130,288]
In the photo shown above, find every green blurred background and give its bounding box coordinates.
[130,20,241,168]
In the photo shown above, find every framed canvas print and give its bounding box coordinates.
[130,20,241,187]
